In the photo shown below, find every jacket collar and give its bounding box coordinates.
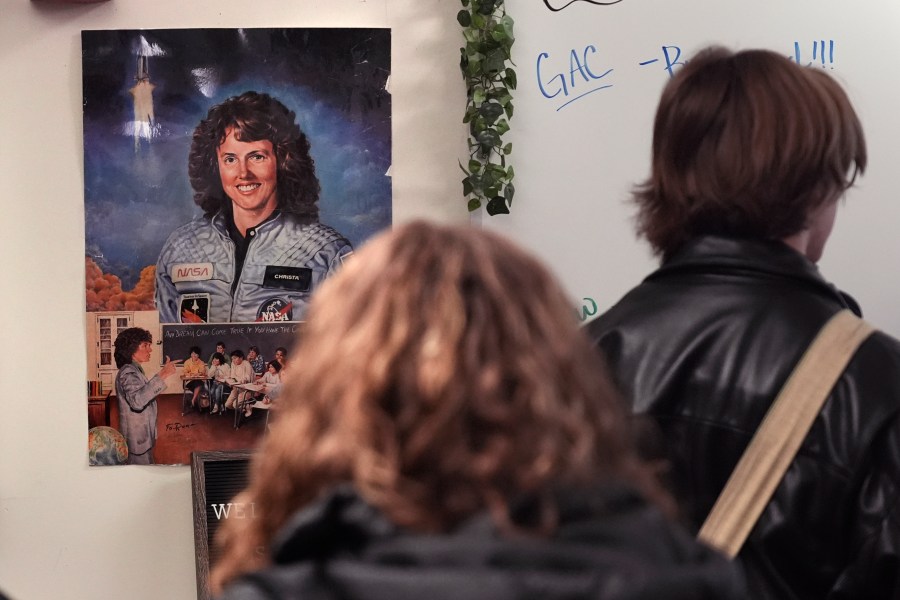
[649,236,861,315]
[271,485,395,564]
[269,482,655,565]
[210,206,284,237]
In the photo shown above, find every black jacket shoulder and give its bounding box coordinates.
[587,236,900,599]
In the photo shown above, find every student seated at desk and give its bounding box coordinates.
[224,350,254,413]
[207,352,230,415]
[208,341,227,367]
[182,345,208,410]
[246,360,282,417]
[210,221,745,600]
[248,345,266,378]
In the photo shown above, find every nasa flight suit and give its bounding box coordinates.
[155,210,352,323]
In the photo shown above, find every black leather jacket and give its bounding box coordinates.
[587,236,900,599]
[218,485,746,600]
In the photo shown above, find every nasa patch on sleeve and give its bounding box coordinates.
[179,293,210,323]
[263,266,312,291]
[171,262,214,283]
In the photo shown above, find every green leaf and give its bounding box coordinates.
[490,27,510,44]
[506,165,515,180]
[504,68,517,90]
[473,87,486,105]
[471,12,486,28]
[503,142,512,154]
[457,9,472,27]
[504,182,515,202]
[465,42,483,57]
[468,159,482,172]
[468,198,482,212]
[487,163,506,176]
[495,118,510,135]
[461,0,469,6]
[487,196,510,215]
[463,177,474,196]
[479,101,504,124]
[483,48,507,74]
[477,0,497,15]
[476,128,501,148]
[499,15,514,40]
[504,102,514,118]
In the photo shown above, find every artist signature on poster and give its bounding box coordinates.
[543,0,624,11]
[536,40,836,111]
[166,422,197,432]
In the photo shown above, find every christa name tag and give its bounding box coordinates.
[263,266,312,291]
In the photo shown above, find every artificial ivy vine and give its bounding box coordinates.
[458,0,516,215]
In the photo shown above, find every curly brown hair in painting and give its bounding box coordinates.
[113,327,152,369]
[188,91,320,223]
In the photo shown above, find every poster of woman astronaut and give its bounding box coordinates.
[83,28,391,465]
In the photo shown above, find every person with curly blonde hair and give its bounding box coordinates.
[212,221,744,599]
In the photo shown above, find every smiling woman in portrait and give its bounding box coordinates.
[155,91,353,324]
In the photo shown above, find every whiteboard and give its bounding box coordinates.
[488,0,900,336]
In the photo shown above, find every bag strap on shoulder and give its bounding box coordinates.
[697,309,875,558]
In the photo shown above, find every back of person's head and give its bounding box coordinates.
[635,46,867,258]
[210,220,672,593]
[230,350,244,360]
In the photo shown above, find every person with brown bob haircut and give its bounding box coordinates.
[211,222,746,600]
[588,46,900,598]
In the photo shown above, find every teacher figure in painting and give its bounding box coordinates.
[155,91,353,324]
[114,327,181,465]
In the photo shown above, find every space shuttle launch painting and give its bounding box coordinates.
[129,53,155,150]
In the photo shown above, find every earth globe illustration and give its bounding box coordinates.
[88,426,129,466]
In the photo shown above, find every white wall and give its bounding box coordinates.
[0,1,467,598]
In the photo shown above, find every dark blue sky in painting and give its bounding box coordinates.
[82,28,391,289]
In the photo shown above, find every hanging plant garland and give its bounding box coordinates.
[458,0,516,215]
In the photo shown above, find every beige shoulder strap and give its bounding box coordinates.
[697,309,875,558]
